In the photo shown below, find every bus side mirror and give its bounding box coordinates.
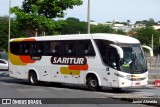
[110,44,123,59]
[142,45,153,57]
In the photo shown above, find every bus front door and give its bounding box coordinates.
[105,48,119,87]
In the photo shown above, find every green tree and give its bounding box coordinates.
[61,17,87,34]
[91,24,115,33]
[115,29,126,35]
[79,21,87,34]
[146,18,155,26]
[132,26,160,55]
[0,16,26,51]
[11,0,83,36]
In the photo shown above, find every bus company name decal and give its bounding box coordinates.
[51,56,87,65]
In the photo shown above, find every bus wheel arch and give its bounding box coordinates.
[86,73,102,91]
[28,70,39,85]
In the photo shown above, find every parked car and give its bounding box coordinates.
[0,59,8,70]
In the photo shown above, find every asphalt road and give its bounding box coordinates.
[0,70,160,107]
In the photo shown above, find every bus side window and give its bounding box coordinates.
[10,42,21,55]
[95,40,119,70]
[21,42,30,55]
[37,42,44,55]
[50,41,61,56]
[84,41,95,56]
[43,41,60,56]
[78,40,95,56]
[30,43,37,55]
[78,41,84,56]
[30,42,44,55]
[62,41,76,56]
[95,40,106,62]
[44,42,50,55]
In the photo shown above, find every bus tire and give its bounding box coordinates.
[87,76,101,91]
[29,72,39,85]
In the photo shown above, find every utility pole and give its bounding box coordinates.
[158,37,160,62]
[151,34,153,50]
[44,31,45,36]
[87,0,90,34]
[8,0,11,49]
[35,32,37,37]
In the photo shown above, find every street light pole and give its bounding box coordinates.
[87,0,90,34]
[151,34,153,50]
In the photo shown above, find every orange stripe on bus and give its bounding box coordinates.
[23,38,36,42]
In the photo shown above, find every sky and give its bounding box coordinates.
[0,0,160,24]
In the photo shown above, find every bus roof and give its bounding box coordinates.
[92,33,140,44]
[10,33,140,44]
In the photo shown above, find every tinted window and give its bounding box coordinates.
[10,42,21,55]
[77,40,95,56]
[95,40,119,70]
[21,42,30,55]
[30,42,44,55]
[10,40,96,57]
[44,41,61,56]
[11,41,44,55]
[62,41,76,56]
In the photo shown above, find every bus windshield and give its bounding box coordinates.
[118,44,147,74]
[95,40,147,74]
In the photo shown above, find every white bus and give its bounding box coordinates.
[9,33,151,91]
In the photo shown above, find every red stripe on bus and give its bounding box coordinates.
[69,64,88,71]
[19,56,36,63]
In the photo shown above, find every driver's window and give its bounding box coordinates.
[106,47,119,70]
[95,40,120,70]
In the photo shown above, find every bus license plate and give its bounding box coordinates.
[135,82,140,85]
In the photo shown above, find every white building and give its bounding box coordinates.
[153,25,160,31]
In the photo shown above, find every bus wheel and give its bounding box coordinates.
[29,72,38,85]
[87,76,101,91]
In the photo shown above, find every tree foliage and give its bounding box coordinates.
[90,24,126,34]
[61,18,126,35]
[115,29,126,35]
[11,0,83,36]
[22,0,83,18]
[61,17,87,34]
[135,18,156,27]
[130,26,160,55]
[0,16,26,51]
[91,24,115,33]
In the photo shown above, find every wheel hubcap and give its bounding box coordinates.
[30,75,34,84]
[90,80,97,87]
